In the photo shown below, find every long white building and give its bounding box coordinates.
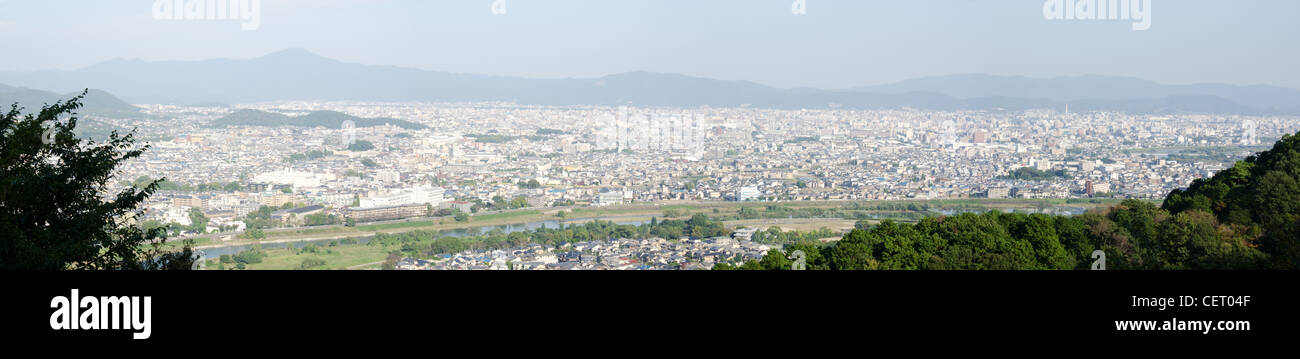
[360,186,445,209]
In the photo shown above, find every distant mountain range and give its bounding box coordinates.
[210,109,427,130]
[2,48,1297,115]
[0,84,144,118]
[853,74,1300,114]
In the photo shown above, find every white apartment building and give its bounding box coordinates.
[360,186,445,209]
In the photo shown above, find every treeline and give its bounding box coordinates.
[725,205,933,222]
[217,246,268,270]
[209,109,427,130]
[367,214,730,260]
[719,202,1265,270]
[999,167,1070,181]
[724,131,1300,270]
[750,227,838,244]
[287,150,333,162]
[1163,131,1300,269]
[466,133,550,143]
[123,176,242,193]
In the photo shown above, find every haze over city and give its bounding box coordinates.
[1,0,1299,89]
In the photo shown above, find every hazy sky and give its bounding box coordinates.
[1,0,1298,89]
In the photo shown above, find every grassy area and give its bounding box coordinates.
[471,210,541,222]
[660,204,699,211]
[265,226,360,238]
[209,243,395,270]
[357,220,441,232]
[156,236,211,251]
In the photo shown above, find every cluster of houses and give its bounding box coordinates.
[396,236,773,270]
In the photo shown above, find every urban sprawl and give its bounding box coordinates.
[102,102,1299,269]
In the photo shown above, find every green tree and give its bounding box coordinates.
[510,196,530,209]
[187,208,208,234]
[757,249,794,270]
[825,230,877,270]
[0,92,194,270]
[1011,214,1073,269]
[299,257,327,269]
[1252,170,1300,231]
[242,228,266,240]
[347,140,375,151]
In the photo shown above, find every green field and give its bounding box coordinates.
[206,242,395,270]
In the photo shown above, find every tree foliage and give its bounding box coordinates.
[1,92,194,270]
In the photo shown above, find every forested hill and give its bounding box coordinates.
[1162,130,1300,269]
[0,85,144,119]
[723,131,1300,270]
[208,109,427,130]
